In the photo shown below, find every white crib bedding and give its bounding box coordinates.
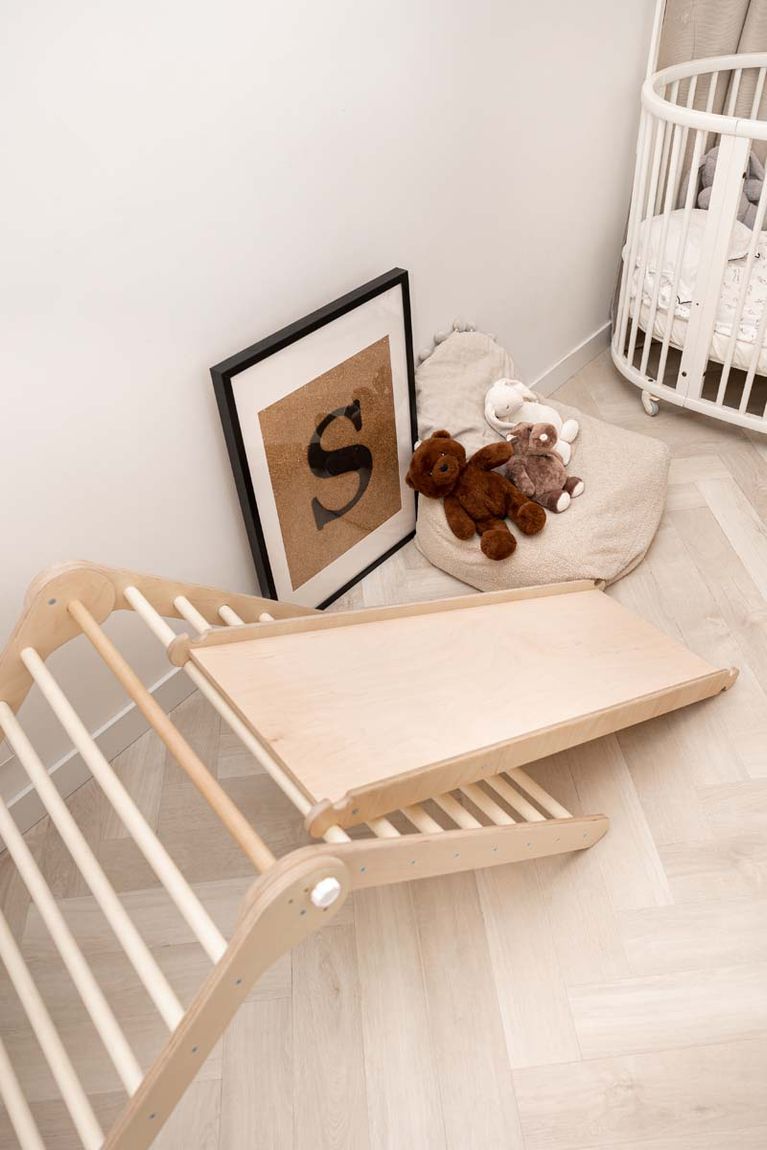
[626,209,767,376]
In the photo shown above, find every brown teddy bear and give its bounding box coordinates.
[405,430,546,559]
[505,422,584,513]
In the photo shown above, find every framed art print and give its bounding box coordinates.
[211,268,418,608]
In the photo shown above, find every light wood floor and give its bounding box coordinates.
[3,349,767,1148]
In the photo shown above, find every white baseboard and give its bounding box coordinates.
[6,667,196,835]
[531,322,611,397]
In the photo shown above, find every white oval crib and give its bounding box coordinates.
[612,48,767,433]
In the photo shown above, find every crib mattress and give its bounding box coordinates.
[631,296,767,376]
[628,209,767,376]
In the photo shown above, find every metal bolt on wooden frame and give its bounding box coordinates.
[0,561,737,1148]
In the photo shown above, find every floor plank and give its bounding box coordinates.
[354,884,446,1149]
[513,1036,767,1150]
[413,871,524,1148]
[292,922,370,1150]
[569,962,767,1058]
[219,998,292,1150]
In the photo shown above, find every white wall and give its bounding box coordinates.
[0,0,654,804]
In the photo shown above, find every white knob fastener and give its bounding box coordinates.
[310,877,342,909]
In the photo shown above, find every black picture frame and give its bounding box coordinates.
[211,268,418,609]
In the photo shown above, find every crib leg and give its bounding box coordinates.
[641,390,660,416]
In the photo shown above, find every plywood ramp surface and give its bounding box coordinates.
[189,588,727,809]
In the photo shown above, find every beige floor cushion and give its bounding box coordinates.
[415,331,670,589]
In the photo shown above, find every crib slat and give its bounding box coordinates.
[69,599,276,875]
[0,1036,45,1150]
[750,67,766,119]
[616,110,653,356]
[643,73,703,381]
[654,79,679,214]
[702,70,721,154]
[715,157,767,409]
[726,67,743,117]
[0,908,103,1150]
[668,74,698,208]
[20,647,227,963]
[0,794,143,1094]
[640,117,686,378]
[741,292,767,415]
[628,114,670,364]
[657,125,708,388]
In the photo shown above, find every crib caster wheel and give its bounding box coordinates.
[641,391,660,417]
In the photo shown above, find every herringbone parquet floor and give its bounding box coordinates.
[3,350,767,1148]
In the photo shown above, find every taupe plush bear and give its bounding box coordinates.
[505,422,584,513]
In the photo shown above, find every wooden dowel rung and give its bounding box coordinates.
[0,702,184,1031]
[460,784,516,826]
[218,604,244,626]
[0,1036,45,1150]
[484,775,545,822]
[367,817,401,838]
[0,795,142,1094]
[401,804,443,834]
[20,647,227,964]
[124,585,177,647]
[0,909,103,1150]
[69,599,275,875]
[431,793,482,829]
[322,824,352,844]
[507,768,571,819]
[173,595,211,635]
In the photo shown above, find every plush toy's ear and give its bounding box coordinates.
[430,429,452,439]
[405,473,415,489]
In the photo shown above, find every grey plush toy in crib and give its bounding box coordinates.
[698,144,765,230]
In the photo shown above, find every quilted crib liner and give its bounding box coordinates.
[414,331,670,591]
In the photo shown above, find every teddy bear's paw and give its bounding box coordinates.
[480,528,516,560]
[560,419,579,443]
[569,479,585,498]
[452,318,476,333]
[516,502,547,535]
[555,491,571,513]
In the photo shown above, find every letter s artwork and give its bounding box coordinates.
[308,399,373,530]
[258,336,402,591]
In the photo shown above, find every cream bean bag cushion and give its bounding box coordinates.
[415,331,669,589]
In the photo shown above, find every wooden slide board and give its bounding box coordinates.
[181,582,737,834]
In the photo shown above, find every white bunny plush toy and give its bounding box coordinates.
[484,378,579,465]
